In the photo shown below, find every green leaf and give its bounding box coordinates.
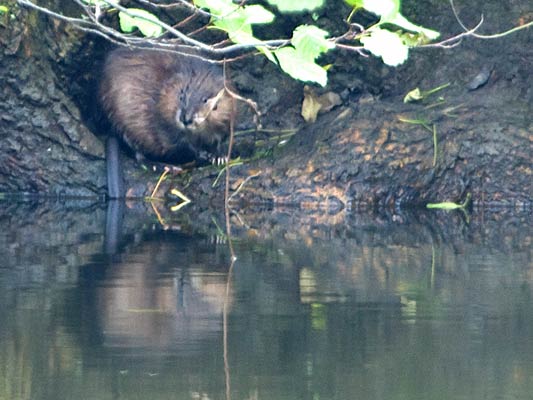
[275,47,328,86]
[81,0,109,6]
[194,0,234,14]
[345,0,440,42]
[427,193,471,210]
[360,28,409,66]
[194,0,276,61]
[360,0,400,19]
[195,0,275,24]
[426,202,463,210]
[119,8,163,38]
[292,25,335,60]
[388,13,440,40]
[344,0,361,7]
[266,0,325,13]
[195,0,331,84]
[0,5,9,14]
[242,5,276,24]
[272,25,333,86]
[195,0,274,38]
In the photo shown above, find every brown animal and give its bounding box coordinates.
[99,48,233,164]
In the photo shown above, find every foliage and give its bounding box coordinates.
[274,25,334,86]
[347,0,439,66]
[427,193,472,210]
[22,0,442,86]
[195,0,275,60]
[266,0,325,13]
[19,0,533,86]
[87,0,438,86]
[360,28,409,66]
[118,8,163,38]
[81,0,109,6]
[189,0,440,85]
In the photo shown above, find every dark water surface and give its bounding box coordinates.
[0,200,531,400]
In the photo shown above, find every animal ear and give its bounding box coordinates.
[204,90,223,108]
[213,89,226,103]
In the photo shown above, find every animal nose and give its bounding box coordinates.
[176,109,194,126]
[180,110,194,127]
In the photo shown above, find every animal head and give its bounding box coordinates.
[175,85,232,133]
[157,60,232,141]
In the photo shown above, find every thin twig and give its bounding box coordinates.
[17,0,290,56]
[421,15,484,49]
[228,172,261,202]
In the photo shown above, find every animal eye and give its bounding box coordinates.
[202,97,208,103]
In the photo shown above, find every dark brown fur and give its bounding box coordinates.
[99,48,232,164]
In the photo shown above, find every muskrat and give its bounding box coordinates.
[99,48,233,197]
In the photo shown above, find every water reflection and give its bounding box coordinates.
[0,200,531,399]
[84,233,231,356]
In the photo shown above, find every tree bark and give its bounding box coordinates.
[1,0,106,196]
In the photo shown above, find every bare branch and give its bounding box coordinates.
[448,0,532,40]
[16,0,530,70]
[16,0,290,57]
[421,15,484,49]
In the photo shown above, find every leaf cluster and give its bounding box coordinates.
[77,0,440,86]
[20,0,531,85]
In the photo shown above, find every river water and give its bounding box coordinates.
[0,200,531,400]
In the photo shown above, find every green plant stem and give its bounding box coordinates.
[432,124,437,167]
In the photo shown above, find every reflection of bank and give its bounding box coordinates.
[88,205,233,356]
[95,264,231,355]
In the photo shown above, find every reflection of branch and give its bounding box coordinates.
[228,172,261,202]
[223,254,234,400]
[223,64,237,400]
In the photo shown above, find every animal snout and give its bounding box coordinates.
[176,108,195,127]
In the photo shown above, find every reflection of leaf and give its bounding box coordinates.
[267,0,325,12]
[311,303,327,331]
[360,28,408,66]
[119,9,163,37]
